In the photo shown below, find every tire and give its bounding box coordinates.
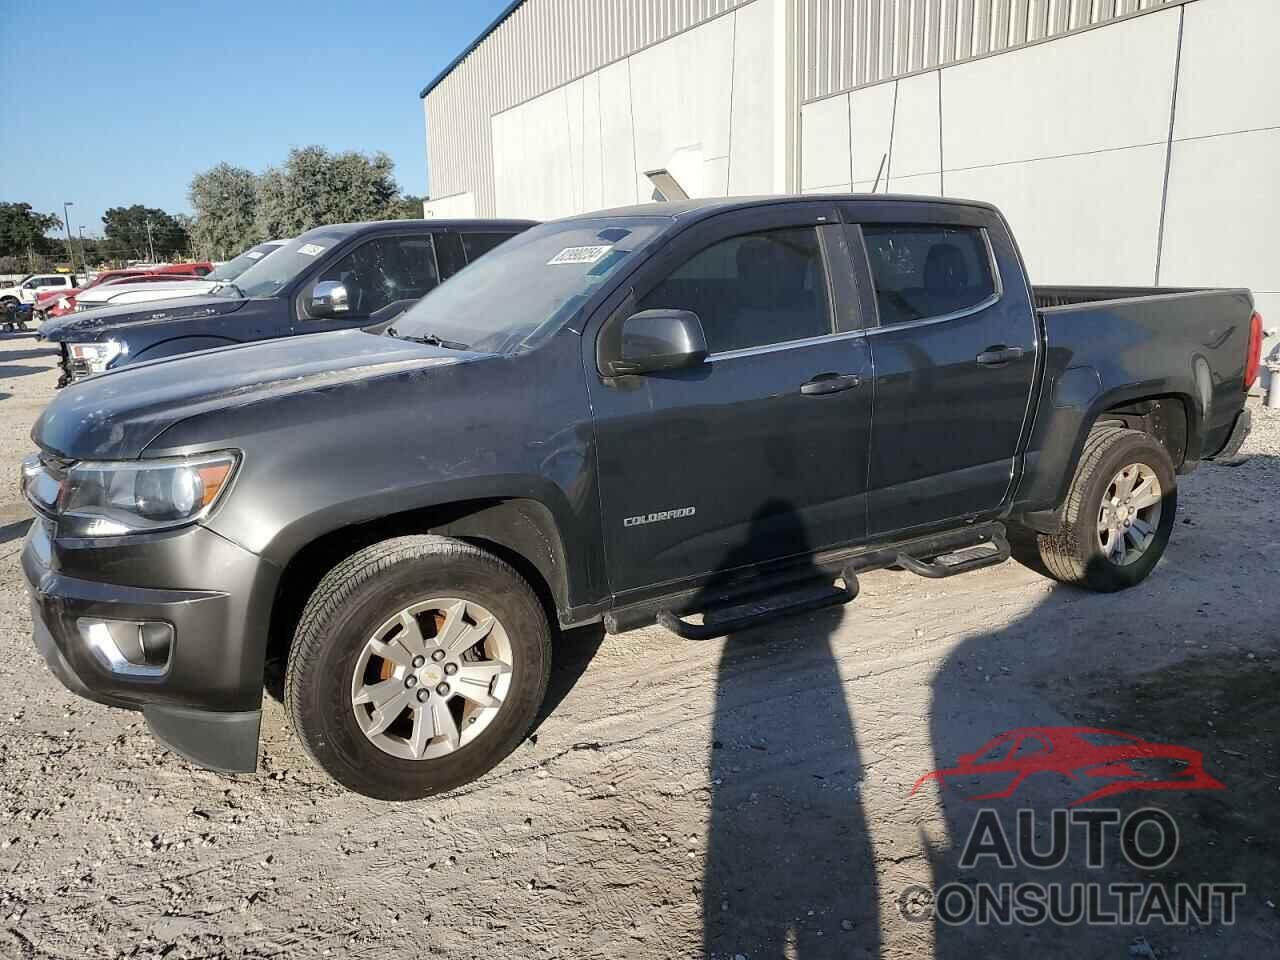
[1011,427,1177,592]
[285,535,552,800]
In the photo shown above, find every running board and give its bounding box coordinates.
[656,565,859,641]
[893,535,1010,578]
[606,523,1009,640]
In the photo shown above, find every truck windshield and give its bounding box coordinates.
[217,232,346,299]
[208,241,285,283]
[390,217,669,354]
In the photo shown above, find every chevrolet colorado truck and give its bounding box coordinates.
[39,219,533,386]
[22,195,1261,800]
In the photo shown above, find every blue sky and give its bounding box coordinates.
[0,0,511,235]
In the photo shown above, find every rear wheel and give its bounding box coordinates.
[1011,427,1176,592]
[285,535,551,800]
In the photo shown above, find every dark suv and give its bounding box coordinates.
[39,219,534,385]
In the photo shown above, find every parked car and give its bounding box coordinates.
[1,273,78,314]
[65,242,289,316]
[36,270,211,322]
[22,195,1260,799]
[39,221,532,386]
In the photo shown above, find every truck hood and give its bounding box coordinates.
[33,330,473,460]
[76,279,218,305]
[39,295,250,342]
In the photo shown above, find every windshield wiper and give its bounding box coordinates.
[386,326,470,350]
[216,281,245,298]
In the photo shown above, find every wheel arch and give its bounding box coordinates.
[1013,389,1196,535]
[264,497,572,673]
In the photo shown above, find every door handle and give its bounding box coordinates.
[976,345,1025,366]
[800,372,861,396]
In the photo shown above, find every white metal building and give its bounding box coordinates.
[421,0,1278,361]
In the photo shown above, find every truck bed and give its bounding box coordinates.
[1033,285,1203,309]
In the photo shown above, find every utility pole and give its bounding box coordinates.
[145,217,156,263]
[62,201,76,275]
[78,226,89,270]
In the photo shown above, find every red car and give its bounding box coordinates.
[36,264,212,320]
[912,726,1225,806]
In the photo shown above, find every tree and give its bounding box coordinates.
[188,163,260,260]
[190,147,421,252]
[384,194,426,219]
[260,146,401,236]
[253,167,290,242]
[102,205,190,262]
[0,202,61,263]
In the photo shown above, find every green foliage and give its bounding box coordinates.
[0,202,61,261]
[189,164,260,261]
[102,205,190,261]
[384,194,427,220]
[192,147,420,253]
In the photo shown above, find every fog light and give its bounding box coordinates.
[77,618,173,678]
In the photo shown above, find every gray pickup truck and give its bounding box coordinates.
[22,195,1260,800]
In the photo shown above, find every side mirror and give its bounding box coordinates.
[605,308,708,377]
[308,280,349,318]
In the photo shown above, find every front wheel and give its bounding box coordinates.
[285,535,552,800]
[1011,427,1177,592]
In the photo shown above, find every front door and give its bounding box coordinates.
[295,233,443,334]
[586,204,873,598]
[841,202,1039,536]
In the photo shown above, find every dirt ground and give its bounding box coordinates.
[1,332,1276,960]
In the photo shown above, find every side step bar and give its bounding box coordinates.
[606,523,1009,640]
[656,564,860,641]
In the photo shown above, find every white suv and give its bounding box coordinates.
[1,273,78,309]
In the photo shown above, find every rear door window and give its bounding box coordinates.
[861,224,996,327]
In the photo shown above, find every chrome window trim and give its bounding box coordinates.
[862,290,1002,336]
[862,225,1004,335]
[709,327,868,362]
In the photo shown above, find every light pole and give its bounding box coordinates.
[62,201,77,274]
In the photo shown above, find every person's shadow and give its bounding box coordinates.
[700,500,881,958]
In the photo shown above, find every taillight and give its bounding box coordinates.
[1244,310,1262,390]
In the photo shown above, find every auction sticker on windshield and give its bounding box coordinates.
[297,243,326,257]
[548,245,612,265]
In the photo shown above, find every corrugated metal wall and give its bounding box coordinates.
[799,0,1177,101]
[426,0,752,215]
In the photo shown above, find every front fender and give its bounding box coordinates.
[131,336,240,365]
[249,474,578,603]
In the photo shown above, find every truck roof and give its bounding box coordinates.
[560,193,1001,224]
[299,218,539,239]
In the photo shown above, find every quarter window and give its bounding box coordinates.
[638,226,832,354]
[861,224,996,327]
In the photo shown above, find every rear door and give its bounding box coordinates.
[587,203,874,596]
[840,201,1038,536]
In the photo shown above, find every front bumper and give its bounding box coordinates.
[22,518,280,772]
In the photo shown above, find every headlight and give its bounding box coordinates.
[68,339,125,374]
[24,451,239,537]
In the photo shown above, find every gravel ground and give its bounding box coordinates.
[0,332,1276,960]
